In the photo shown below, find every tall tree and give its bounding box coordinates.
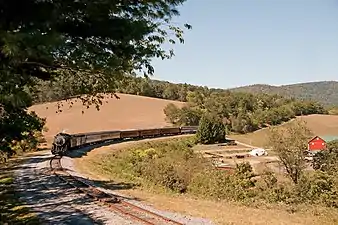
[1,0,191,93]
[0,0,191,158]
[268,120,313,184]
[196,113,226,144]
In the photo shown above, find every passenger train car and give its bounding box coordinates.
[51,126,198,156]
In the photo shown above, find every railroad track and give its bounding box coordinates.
[49,156,184,225]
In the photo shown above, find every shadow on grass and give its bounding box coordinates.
[0,155,139,224]
[0,160,41,224]
[90,179,138,192]
[59,165,141,201]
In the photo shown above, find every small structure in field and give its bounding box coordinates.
[249,148,267,157]
[307,135,338,151]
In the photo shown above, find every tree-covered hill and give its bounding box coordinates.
[228,81,338,107]
[31,75,327,135]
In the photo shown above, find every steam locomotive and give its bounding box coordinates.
[51,126,198,156]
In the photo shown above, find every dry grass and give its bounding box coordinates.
[229,114,338,148]
[118,189,338,225]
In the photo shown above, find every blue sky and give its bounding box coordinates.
[150,0,338,89]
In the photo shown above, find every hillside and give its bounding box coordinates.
[28,93,184,144]
[230,114,338,148]
[29,78,336,145]
[34,75,337,108]
[228,81,338,107]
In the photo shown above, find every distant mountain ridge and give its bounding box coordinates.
[228,81,338,107]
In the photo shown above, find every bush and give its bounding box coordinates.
[0,110,46,162]
[9,131,45,154]
[94,136,338,209]
[196,113,226,144]
[188,162,257,202]
[313,140,338,173]
[188,169,232,200]
[255,170,295,204]
[163,103,181,124]
[143,159,187,192]
[100,137,207,193]
[295,171,338,207]
[163,104,202,126]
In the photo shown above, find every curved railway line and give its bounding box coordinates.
[49,156,184,225]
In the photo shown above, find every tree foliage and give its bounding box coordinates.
[268,120,313,184]
[313,140,338,173]
[163,103,202,126]
[0,0,191,160]
[1,0,191,79]
[196,114,226,144]
[229,81,338,107]
[155,80,325,134]
[32,74,327,136]
[32,74,327,135]
[2,1,191,105]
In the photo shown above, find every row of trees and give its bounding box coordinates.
[31,72,327,136]
[164,90,326,134]
[32,75,204,104]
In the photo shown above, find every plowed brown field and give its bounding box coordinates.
[28,93,184,144]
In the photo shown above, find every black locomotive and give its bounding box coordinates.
[51,126,198,156]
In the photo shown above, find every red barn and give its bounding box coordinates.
[308,136,326,151]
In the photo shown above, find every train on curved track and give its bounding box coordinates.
[51,126,198,156]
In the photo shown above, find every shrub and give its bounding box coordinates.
[143,159,187,192]
[313,140,338,173]
[295,171,338,207]
[255,170,295,204]
[188,162,257,202]
[101,137,208,193]
[0,110,46,162]
[163,103,181,124]
[188,169,233,200]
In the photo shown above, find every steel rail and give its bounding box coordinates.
[49,156,184,225]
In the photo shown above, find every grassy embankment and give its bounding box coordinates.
[77,136,338,225]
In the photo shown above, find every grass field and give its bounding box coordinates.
[229,114,338,148]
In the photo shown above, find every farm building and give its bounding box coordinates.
[308,135,338,151]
